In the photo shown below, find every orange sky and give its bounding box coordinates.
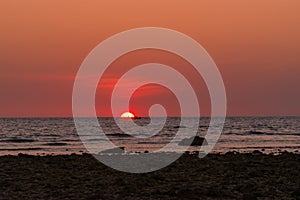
[0,1,299,117]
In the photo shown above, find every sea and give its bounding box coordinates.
[0,117,299,156]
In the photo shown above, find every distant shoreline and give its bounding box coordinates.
[1,149,299,157]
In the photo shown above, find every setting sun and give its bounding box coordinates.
[120,112,135,118]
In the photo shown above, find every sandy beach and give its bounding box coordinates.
[1,152,299,199]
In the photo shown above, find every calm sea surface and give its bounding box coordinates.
[0,117,299,155]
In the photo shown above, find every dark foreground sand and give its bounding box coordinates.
[0,152,299,200]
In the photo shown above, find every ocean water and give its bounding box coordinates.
[0,117,299,155]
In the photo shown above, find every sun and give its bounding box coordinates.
[120,112,135,118]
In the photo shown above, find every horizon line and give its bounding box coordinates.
[0,115,299,119]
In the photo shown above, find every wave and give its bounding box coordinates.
[0,147,43,151]
[225,131,300,136]
[138,141,167,144]
[105,133,133,138]
[42,142,68,146]
[228,146,300,149]
[61,139,80,142]
[247,131,265,135]
[173,126,187,128]
[1,138,36,143]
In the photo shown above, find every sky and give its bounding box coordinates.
[0,1,299,117]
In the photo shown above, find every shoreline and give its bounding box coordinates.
[1,151,299,199]
[1,148,299,157]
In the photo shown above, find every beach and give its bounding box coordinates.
[1,152,299,199]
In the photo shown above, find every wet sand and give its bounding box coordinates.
[0,152,299,199]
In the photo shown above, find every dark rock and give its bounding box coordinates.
[178,136,208,146]
[100,147,125,154]
[252,150,263,155]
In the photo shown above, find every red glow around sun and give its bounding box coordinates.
[120,112,135,118]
